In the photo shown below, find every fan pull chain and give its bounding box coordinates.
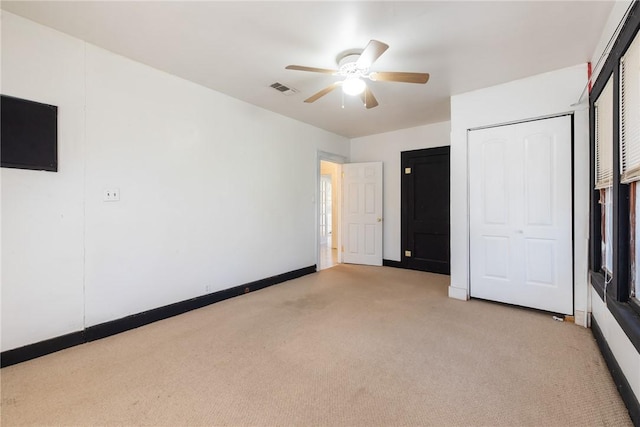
[341,90,345,109]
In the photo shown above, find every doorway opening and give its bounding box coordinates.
[318,159,341,270]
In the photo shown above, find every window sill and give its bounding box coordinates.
[590,270,640,354]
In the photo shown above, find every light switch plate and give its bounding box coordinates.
[103,189,120,202]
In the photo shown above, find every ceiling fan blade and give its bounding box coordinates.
[356,40,389,69]
[360,86,379,109]
[304,82,341,103]
[369,71,430,84]
[286,65,337,74]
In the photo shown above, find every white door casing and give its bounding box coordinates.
[342,162,383,266]
[469,115,573,314]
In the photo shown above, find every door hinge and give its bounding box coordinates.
[404,167,412,174]
[405,250,412,257]
[342,172,345,178]
[341,245,345,253]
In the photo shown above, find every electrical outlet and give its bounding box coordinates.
[205,285,211,293]
[103,188,120,202]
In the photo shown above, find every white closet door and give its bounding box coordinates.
[469,116,573,314]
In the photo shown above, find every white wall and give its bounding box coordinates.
[1,12,349,351]
[350,122,451,261]
[449,64,591,327]
[1,12,87,348]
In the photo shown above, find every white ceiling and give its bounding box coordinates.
[2,1,613,138]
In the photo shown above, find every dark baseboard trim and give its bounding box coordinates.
[383,259,450,276]
[0,331,85,368]
[86,265,315,342]
[592,317,640,426]
[383,259,404,268]
[1,265,316,368]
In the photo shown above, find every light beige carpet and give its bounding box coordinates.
[0,265,632,426]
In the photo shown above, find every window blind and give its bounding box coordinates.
[595,77,614,189]
[621,32,640,184]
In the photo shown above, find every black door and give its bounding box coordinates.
[401,146,450,274]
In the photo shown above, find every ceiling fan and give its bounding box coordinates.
[285,40,430,109]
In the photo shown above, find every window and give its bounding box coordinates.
[589,0,640,352]
[320,175,332,240]
[631,182,638,300]
[595,77,614,275]
[621,29,640,302]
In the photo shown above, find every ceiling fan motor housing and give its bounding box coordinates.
[338,53,367,76]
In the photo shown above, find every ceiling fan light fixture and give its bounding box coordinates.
[287,39,429,108]
[342,77,366,96]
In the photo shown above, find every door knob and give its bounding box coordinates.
[377,218,382,222]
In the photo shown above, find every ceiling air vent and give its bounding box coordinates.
[270,82,299,96]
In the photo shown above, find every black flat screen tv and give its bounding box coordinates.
[1,95,58,172]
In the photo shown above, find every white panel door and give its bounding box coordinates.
[469,116,573,314]
[342,162,383,266]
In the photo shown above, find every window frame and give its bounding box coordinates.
[589,0,640,353]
